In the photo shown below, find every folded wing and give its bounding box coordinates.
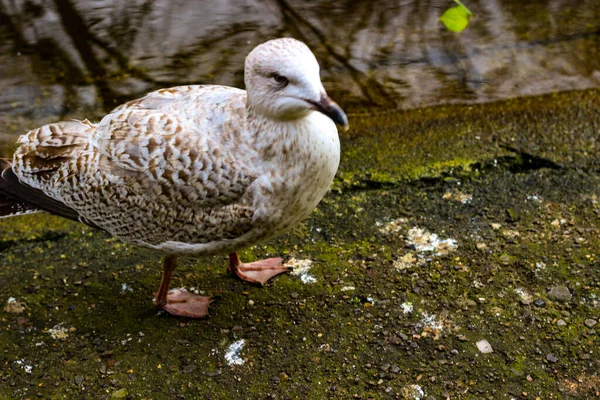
[10,87,258,246]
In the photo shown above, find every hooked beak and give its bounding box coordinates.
[307,94,349,131]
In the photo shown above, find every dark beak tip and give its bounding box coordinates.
[332,108,349,132]
[318,96,349,131]
[339,115,350,132]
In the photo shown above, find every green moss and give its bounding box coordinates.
[338,89,600,192]
[1,89,600,398]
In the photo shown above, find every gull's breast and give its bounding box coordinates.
[253,112,341,237]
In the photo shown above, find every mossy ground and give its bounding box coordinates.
[1,89,599,399]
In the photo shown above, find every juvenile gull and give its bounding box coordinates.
[0,38,348,318]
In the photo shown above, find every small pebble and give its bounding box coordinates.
[533,299,546,308]
[74,376,84,385]
[547,285,572,302]
[584,319,597,328]
[450,349,459,355]
[546,353,558,363]
[291,292,299,299]
[556,319,566,327]
[183,364,197,373]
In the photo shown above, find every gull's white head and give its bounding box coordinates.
[244,38,348,130]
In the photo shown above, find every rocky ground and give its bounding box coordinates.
[1,89,599,399]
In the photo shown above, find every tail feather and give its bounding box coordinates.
[0,192,40,218]
[0,158,80,221]
[0,158,41,218]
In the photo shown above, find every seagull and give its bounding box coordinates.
[0,38,348,318]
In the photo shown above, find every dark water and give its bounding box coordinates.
[0,0,599,126]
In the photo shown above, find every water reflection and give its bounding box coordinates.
[0,0,599,125]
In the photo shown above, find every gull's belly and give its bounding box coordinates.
[258,124,340,236]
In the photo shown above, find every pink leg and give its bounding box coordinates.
[153,255,212,318]
[228,252,290,286]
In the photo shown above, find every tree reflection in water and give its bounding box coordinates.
[0,0,599,123]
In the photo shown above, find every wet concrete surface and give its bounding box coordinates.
[1,88,599,398]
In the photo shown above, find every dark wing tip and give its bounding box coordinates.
[0,159,81,222]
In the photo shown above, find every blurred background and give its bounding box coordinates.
[0,0,599,139]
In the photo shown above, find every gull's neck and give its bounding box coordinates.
[246,107,313,163]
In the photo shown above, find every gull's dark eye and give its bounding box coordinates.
[272,73,288,86]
